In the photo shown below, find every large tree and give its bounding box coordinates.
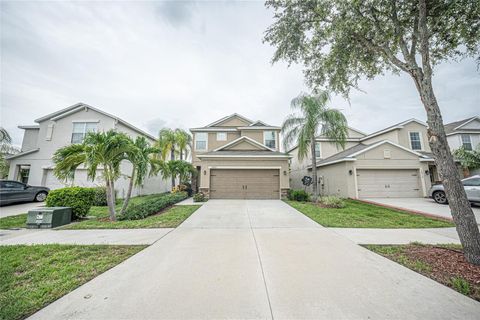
[264,0,480,264]
[282,91,348,201]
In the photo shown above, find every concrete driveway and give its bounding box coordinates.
[364,197,480,222]
[29,200,480,319]
[0,202,44,218]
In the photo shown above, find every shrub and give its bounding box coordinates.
[92,187,108,206]
[193,192,207,202]
[287,189,310,202]
[171,184,188,193]
[45,187,95,219]
[119,192,188,221]
[321,196,346,208]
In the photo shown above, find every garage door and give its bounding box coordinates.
[357,169,421,198]
[210,169,280,199]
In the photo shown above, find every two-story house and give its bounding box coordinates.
[289,118,464,199]
[6,103,169,197]
[190,114,290,199]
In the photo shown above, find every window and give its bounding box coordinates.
[216,132,227,141]
[264,131,276,149]
[315,142,321,158]
[409,132,422,150]
[195,132,207,151]
[461,134,472,150]
[462,178,480,187]
[0,181,24,189]
[71,122,97,143]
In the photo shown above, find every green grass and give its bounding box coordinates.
[61,205,200,229]
[286,199,454,228]
[0,214,27,229]
[0,244,145,320]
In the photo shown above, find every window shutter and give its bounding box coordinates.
[46,124,54,141]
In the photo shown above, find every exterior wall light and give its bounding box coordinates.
[348,170,353,175]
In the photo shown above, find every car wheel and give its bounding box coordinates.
[35,191,48,202]
[433,191,448,204]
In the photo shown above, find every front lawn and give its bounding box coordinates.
[61,205,200,229]
[286,199,454,228]
[0,244,145,320]
[366,243,480,301]
[0,214,27,229]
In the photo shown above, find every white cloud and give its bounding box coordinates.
[1,1,478,146]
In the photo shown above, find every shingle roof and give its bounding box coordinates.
[314,143,370,166]
[443,117,478,134]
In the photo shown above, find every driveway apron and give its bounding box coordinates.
[29,200,480,320]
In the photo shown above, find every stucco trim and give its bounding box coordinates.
[5,148,40,160]
[213,136,275,152]
[359,118,427,142]
[190,128,238,132]
[309,158,356,168]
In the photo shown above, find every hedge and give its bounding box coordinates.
[287,189,310,202]
[92,187,108,206]
[45,187,96,219]
[118,192,188,221]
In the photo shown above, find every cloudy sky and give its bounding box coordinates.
[1,1,479,147]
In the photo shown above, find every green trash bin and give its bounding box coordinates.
[26,207,72,229]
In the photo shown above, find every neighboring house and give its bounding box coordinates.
[190,113,290,199]
[444,116,480,176]
[6,103,169,197]
[289,119,464,199]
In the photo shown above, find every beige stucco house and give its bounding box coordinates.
[289,119,465,199]
[190,114,290,199]
[7,103,169,197]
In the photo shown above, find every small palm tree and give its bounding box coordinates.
[159,160,194,187]
[282,91,348,201]
[53,131,134,221]
[175,129,192,160]
[156,128,177,188]
[120,136,162,215]
[0,127,12,144]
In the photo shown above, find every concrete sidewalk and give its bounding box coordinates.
[0,228,173,245]
[330,227,462,244]
[28,200,480,319]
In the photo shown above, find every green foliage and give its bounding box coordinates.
[193,192,207,202]
[160,160,195,185]
[287,189,310,202]
[264,0,480,97]
[453,146,480,170]
[0,244,144,320]
[45,187,95,219]
[321,196,346,208]
[92,187,108,206]
[451,277,471,295]
[118,192,188,221]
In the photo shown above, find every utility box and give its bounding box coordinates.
[26,207,72,229]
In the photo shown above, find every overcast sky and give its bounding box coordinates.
[1,1,479,147]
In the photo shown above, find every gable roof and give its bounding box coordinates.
[444,116,480,134]
[310,140,431,168]
[359,118,426,141]
[197,150,290,158]
[5,148,39,160]
[250,120,269,126]
[34,103,156,140]
[206,113,254,127]
[213,136,274,152]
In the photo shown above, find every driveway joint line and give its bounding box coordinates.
[246,202,274,320]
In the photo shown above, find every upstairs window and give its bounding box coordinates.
[409,132,422,150]
[461,134,472,150]
[216,132,227,141]
[315,142,321,158]
[195,132,208,151]
[264,131,276,149]
[71,122,97,143]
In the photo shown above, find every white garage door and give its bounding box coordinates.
[43,169,68,190]
[357,169,421,198]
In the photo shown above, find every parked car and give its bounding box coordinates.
[0,180,50,206]
[429,175,480,205]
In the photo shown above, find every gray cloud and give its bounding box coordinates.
[0,1,478,148]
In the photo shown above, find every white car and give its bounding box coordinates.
[428,175,480,205]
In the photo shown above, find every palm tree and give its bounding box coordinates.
[282,91,348,201]
[0,127,19,178]
[0,127,12,144]
[175,129,192,160]
[159,160,194,188]
[156,128,177,188]
[119,136,162,215]
[53,130,134,221]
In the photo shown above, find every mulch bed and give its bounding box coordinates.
[376,244,480,301]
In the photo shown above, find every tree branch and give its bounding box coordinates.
[418,0,432,79]
[389,0,416,66]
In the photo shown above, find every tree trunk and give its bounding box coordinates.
[171,148,175,188]
[310,136,318,202]
[120,168,135,215]
[416,76,480,265]
[105,178,117,222]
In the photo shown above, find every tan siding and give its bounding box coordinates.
[362,130,399,145]
[215,117,251,127]
[228,141,265,150]
[397,122,430,152]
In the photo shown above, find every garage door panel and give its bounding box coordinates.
[210,169,279,199]
[357,169,421,198]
